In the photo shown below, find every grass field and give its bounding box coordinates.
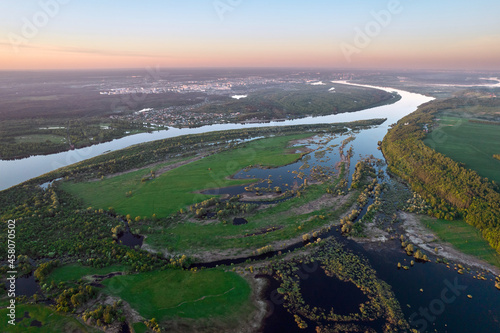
[420,215,500,268]
[0,304,98,333]
[145,171,355,253]
[47,264,129,284]
[61,134,311,218]
[102,269,253,322]
[132,322,148,333]
[424,115,500,184]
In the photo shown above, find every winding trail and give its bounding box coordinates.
[159,287,236,310]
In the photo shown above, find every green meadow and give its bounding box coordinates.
[102,269,253,322]
[60,134,310,218]
[145,170,354,253]
[424,115,500,184]
[47,263,130,284]
[421,215,500,268]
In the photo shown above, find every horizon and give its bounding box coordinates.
[1,67,500,73]
[1,1,500,71]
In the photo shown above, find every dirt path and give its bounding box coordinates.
[289,192,352,216]
[399,212,500,275]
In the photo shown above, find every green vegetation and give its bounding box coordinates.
[102,269,253,321]
[382,96,500,254]
[132,322,149,333]
[424,115,500,184]
[0,186,165,273]
[195,83,400,120]
[61,134,310,218]
[48,263,129,284]
[0,117,149,159]
[0,121,387,332]
[144,166,354,253]
[421,216,500,267]
[17,120,384,189]
[0,304,98,333]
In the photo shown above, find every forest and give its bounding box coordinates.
[0,117,150,160]
[193,83,400,121]
[382,96,500,253]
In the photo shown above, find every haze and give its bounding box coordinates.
[1,0,500,70]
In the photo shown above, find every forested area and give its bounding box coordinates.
[0,185,168,273]
[195,84,399,121]
[382,97,500,253]
[0,117,149,160]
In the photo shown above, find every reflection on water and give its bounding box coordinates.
[118,231,144,248]
[300,265,368,316]
[13,273,40,297]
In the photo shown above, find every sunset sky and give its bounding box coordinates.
[1,0,500,70]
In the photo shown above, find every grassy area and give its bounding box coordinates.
[102,269,253,323]
[15,134,66,144]
[60,134,310,218]
[420,215,500,268]
[424,115,500,184]
[0,304,98,333]
[146,178,356,253]
[47,264,130,284]
[132,322,148,333]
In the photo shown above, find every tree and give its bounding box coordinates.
[405,244,414,255]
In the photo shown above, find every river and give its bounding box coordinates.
[0,82,432,191]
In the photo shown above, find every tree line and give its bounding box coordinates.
[382,97,500,253]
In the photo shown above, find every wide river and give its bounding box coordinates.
[0,82,433,191]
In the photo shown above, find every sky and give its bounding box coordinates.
[1,0,500,70]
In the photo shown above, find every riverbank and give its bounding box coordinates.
[400,212,500,275]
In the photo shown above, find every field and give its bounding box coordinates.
[0,304,98,333]
[102,269,253,322]
[423,115,500,184]
[60,134,311,218]
[420,216,500,268]
[47,264,130,284]
[145,171,355,254]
